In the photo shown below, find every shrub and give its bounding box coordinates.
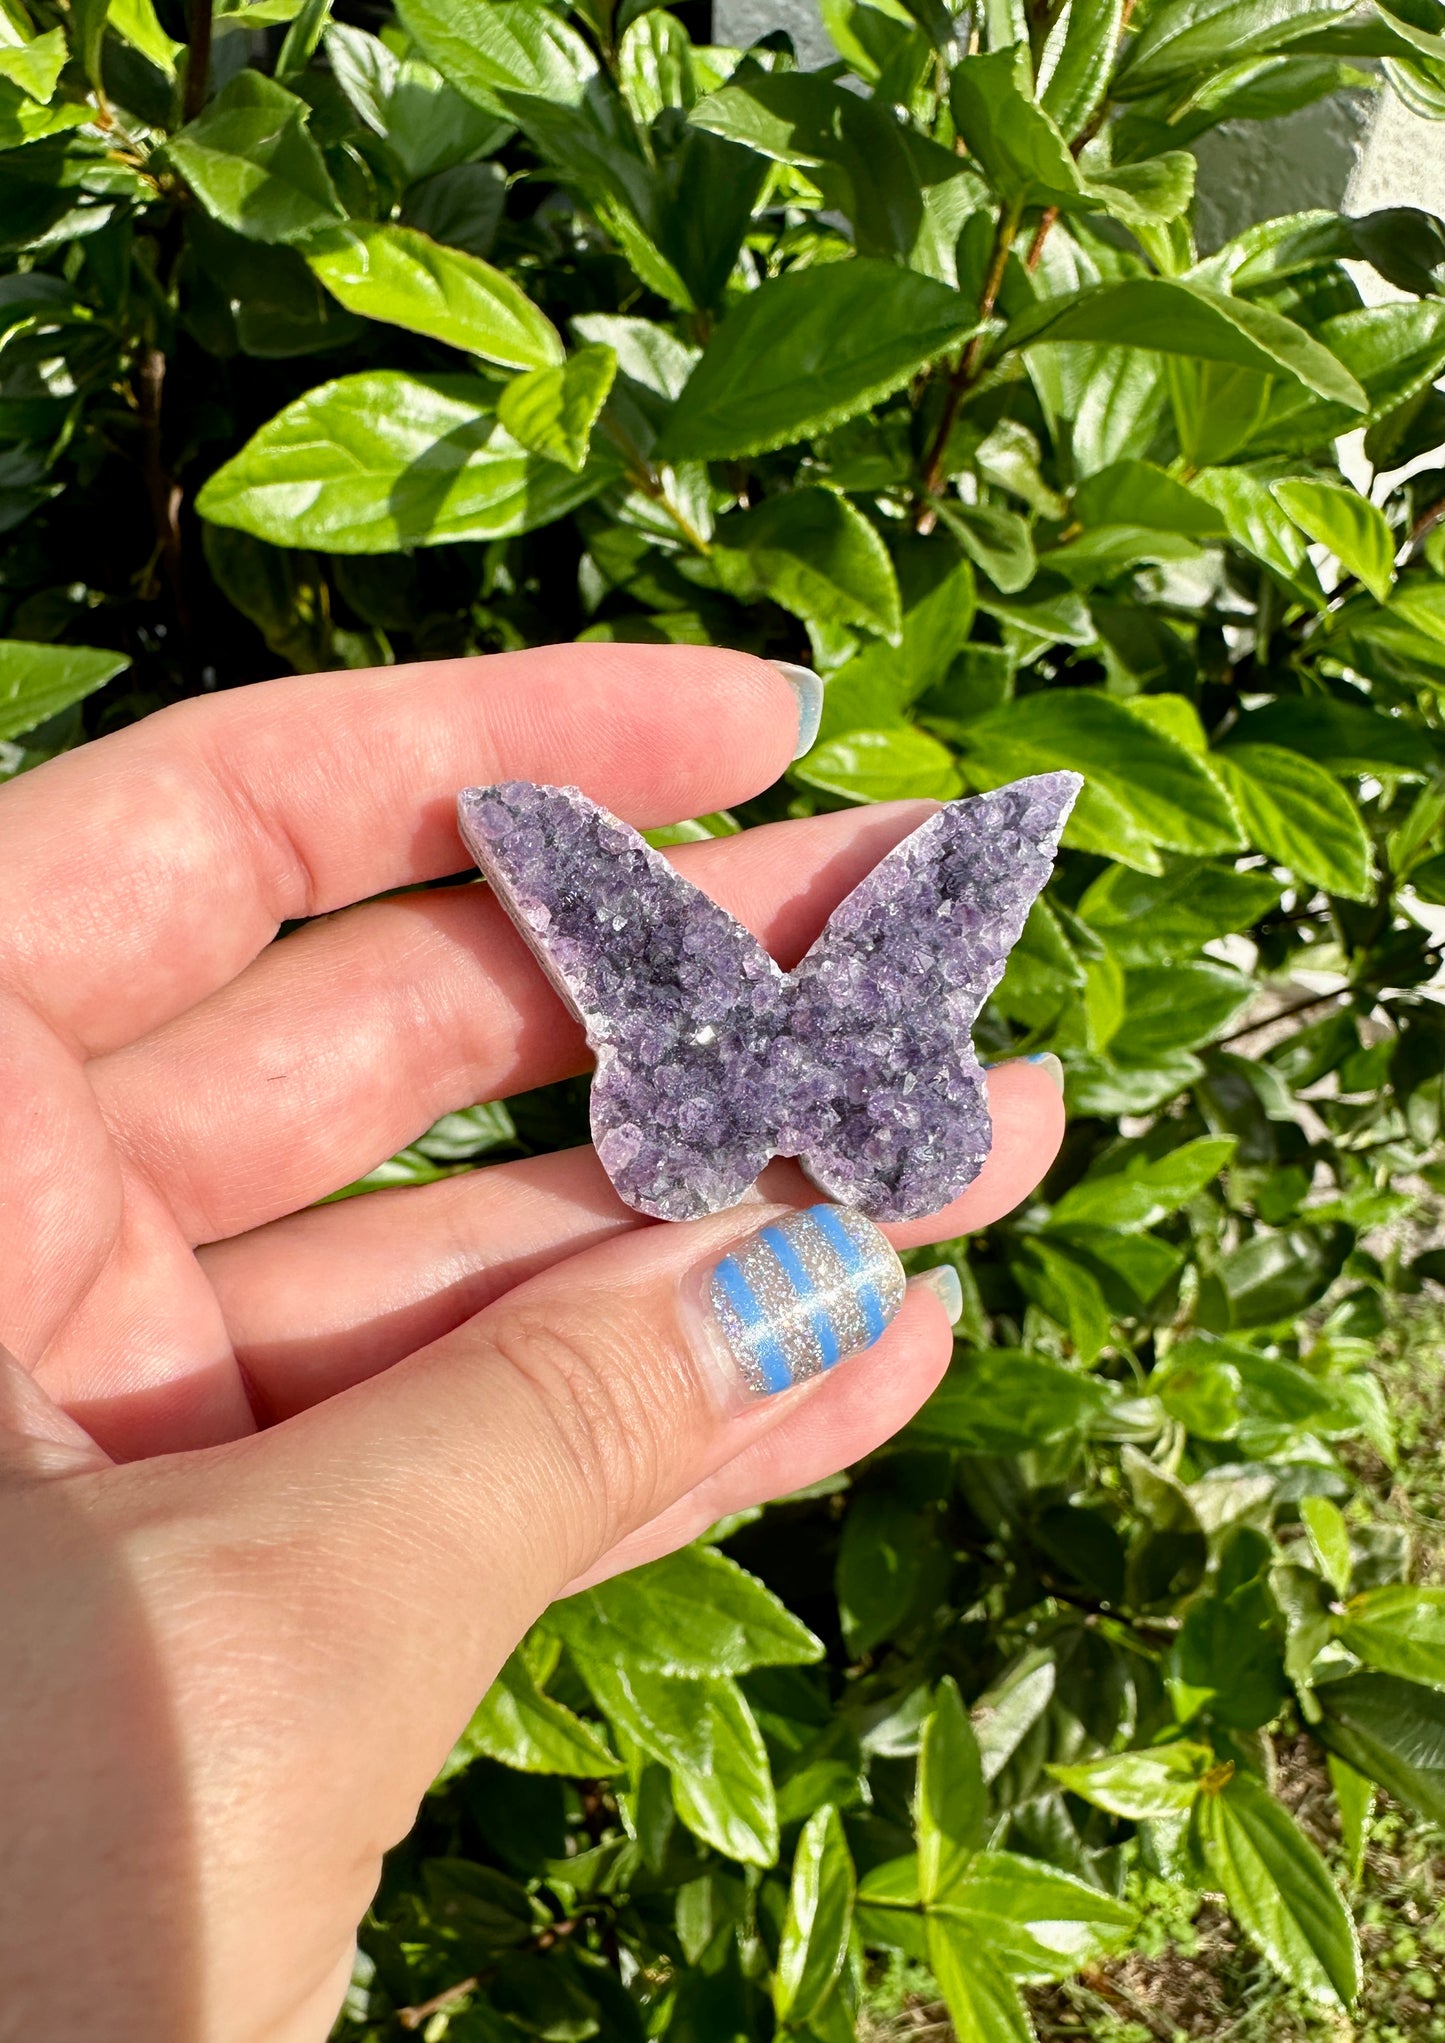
[6,0,1445,2034]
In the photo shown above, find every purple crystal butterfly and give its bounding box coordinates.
[457,772,1081,1224]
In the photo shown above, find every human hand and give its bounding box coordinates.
[0,645,1064,2041]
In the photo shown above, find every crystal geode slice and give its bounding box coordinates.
[457,772,1080,1223]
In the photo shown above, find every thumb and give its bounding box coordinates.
[222,1199,956,1770]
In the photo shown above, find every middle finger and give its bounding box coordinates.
[92,803,934,1244]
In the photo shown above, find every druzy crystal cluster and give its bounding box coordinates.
[457,772,1081,1223]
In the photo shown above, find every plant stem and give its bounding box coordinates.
[398,1978,479,2029]
[915,200,1023,530]
[183,0,214,124]
[137,345,190,644]
[1026,204,1059,271]
[1215,988,1351,1049]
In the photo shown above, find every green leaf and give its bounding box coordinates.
[950,44,1082,210]
[1250,298,1445,453]
[1316,1671,1445,1821]
[1078,858,1282,963]
[1044,522,1205,588]
[0,26,66,101]
[542,1544,822,1678]
[1336,1584,1445,1688]
[1114,0,1356,98]
[1074,458,1228,538]
[1231,695,1425,777]
[1040,0,1123,137]
[711,488,903,641]
[1083,151,1197,230]
[910,1349,1115,1454]
[794,727,963,802]
[951,48,1192,227]
[957,691,1243,856]
[1190,465,1315,582]
[440,1648,621,1781]
[836,1489,931,1654]
[926,1918,1034,2043]
[917,1677,986,1904]
[1066,1050,1205,1115]
[941,1852,1137,1977]
[1301,1495,1352,1596]
[110,0,182,73]
[396,0,598,111]
[689,71,934,262]
[774,1806,855,2023]
[163,71,344,246]
[583,1661,778,1865]
[1213,743,1373,900]
[1017,1240,1112,1362]
[973,1653,1059,1783]
[1049,1740,1215,1819]
[67,0,111,85]
[0,82,88,146]
[1196,1770,1361,2007]
[1328,1755,1374,1884]
[0,639,128,741]
[1273,477,1396,601]
[656,260,980,462]
[1009,278,1366,411]
[195,372,616,553]
[305,223,564,370]
[1049,1137,1237,1230]
[498,344,617,471]
[932,499,1036,595]
[1121,961,1255,1057]
[1174,1572,1288,1729]
[818,535,976,736]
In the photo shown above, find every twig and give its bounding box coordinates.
[915,200,1023,529]
[183,0,213,123]
[398,1977,479,2029]
[1024,0,1139,278]
[1214,988,1350,1049]
[137,345,189,642]
[1026,204,1059,271]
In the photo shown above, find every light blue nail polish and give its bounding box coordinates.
[771,660,825,762]
[705,1204,906,1396]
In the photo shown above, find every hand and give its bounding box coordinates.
[0,645,1064,2042]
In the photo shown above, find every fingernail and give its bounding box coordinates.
[984,1052,1066,1095]
[912,1264,964,1325]
[694,1203,906,1398]
[771,659,825,761]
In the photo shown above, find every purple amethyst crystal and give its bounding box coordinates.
[456,773,1081,1223]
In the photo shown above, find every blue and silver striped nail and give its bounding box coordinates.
[703,1204,907,1396]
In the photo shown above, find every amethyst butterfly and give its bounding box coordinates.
[457,772,1081,1223]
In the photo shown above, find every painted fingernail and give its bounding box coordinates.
[771,659,825,761]
[912,1264,964,1325]
[984,1052,1066,1095]
[697,1203,906,1397]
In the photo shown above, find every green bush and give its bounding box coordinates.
[6,0,1445,2033]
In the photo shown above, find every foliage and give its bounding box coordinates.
[5,0,1445,2033]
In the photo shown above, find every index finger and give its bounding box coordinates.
[0,644,805,1055]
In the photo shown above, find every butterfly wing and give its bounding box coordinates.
[785,772,1082,1222]
[457,782,788,1220]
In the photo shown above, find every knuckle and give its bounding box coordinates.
[483,1305,680,1557]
